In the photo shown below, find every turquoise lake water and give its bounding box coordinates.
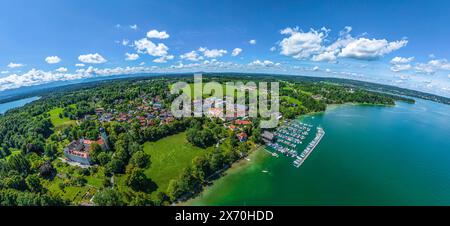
[0,96,40,114]
[189,99,450,205]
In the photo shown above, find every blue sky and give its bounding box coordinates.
[1,0,450,97]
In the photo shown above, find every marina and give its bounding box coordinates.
[266,120,325,168]
[293,127,325,168]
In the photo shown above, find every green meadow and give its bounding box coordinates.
[142,132,210,192]
[48,106,76,129]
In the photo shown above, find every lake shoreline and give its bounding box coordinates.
[178,145,270,206]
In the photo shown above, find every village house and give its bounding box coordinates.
[234,119,252,126]
[223,104,248,120]
[207,107,225,120]
[99,113,113,122]
[228,124,237,131]
[95,108,105,115]
[262,130,276,143]
[237,132,248,142]
[193,99,203,110]
[153,102,162,110]
[203,97,224,110]
[162,116,175,124]
[312,94,323,100]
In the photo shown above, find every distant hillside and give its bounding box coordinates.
[0,73,164,104]
[0,72,449,105]
[206,72,450,105]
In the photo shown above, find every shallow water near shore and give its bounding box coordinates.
[187,99,450,205]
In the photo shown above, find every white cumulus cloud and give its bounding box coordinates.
[249,39,256,45]
[232,48,242,56]
[180,51,203,61]
[415,63,436,74]
[134,38,169,57]
[55,67,68,73]
[391,64,412,72]
[414,58,450,74]
[153,55,174,63]
[339,38,408,60]
[312,51,337,62]
[391,56,414,64]
[198,47,227,58]
[428,59,450,70]
[249,60,279,67]
[125,53,139,61]
[78,53,107,64]
[45,56,61,64]
[146,29,170,39]
[279,27,327,59]
[278,26,407,62]
[75,63,85,67]
[0,68,91,91]
[7,62,24,68]
[390,56,414,72]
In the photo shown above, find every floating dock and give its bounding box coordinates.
[266,120,325,169]
[293,127,325,168]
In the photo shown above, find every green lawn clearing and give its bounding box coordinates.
[49,107,76,129]
[142,132,209,193]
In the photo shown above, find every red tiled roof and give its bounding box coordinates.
[235,120,251,125]
[68,150,89,158]
[83,139,95,145]
[237,132,248,141]
[97,138,104,146]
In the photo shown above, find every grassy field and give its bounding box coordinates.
[85,168,107,188]
[281,96,303,106]
[142,132,209,193]
[172,83,220,99]
[172,83,258,100]
[48,106,76,129]
[282,85,313,96]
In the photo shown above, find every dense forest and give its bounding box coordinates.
[0,74,414,206]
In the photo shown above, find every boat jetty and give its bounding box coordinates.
[293,127,325,168]
[266,120,325,168]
